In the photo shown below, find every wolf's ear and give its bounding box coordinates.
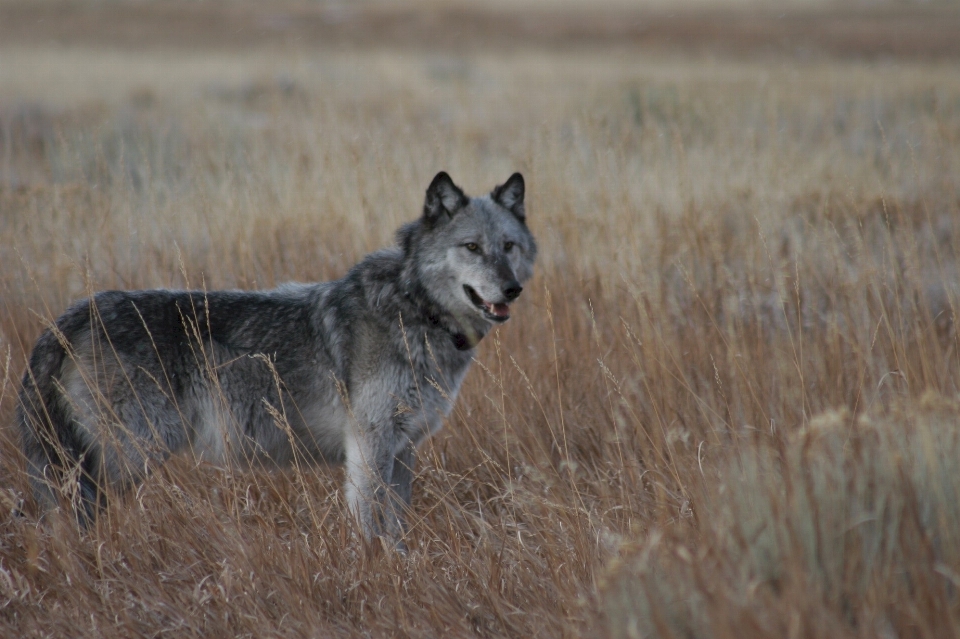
[492,173,525,221]
[424,171,468,224]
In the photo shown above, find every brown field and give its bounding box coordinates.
[2,1,960,637]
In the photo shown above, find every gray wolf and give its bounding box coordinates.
[16,171,537,547]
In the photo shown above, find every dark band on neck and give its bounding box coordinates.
[451,333,472,351]
[401,283,480,351]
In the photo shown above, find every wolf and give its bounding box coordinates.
[16,171,536,546]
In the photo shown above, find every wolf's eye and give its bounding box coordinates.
[504,241,515,252]
[465,243,480,253]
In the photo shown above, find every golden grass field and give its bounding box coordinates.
[2,1,960,637]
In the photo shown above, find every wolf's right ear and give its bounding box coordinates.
[423,172,468,224]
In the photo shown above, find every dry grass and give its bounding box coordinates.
[602,396,960,638]
[2,5,960,637]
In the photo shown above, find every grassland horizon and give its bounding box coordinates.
[2,2,960,637]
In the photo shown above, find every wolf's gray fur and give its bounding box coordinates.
[17,171,536,545]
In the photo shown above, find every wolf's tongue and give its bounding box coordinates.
[491,303,510,317]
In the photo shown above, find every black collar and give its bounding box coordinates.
[450,332,473,351]
[400,280,479,351]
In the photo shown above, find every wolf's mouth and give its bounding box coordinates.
[463,285,511,322]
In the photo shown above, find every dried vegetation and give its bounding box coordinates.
[2,3,960,637]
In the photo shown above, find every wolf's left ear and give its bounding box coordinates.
[424,171,469,224]
[492,173,525,222]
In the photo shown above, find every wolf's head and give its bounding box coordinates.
[398,172,538,345]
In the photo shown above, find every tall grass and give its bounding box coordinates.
[602,398,960,638]
[1,47,960,637]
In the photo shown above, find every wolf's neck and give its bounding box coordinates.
[396,260,487,352]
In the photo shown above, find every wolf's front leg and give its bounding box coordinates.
[386,441,416,541]
[343,429,413,550]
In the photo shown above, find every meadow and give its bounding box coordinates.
[2,2,960,637]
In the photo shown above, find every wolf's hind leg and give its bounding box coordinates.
[20,422,107,527]
[81,389,191,515]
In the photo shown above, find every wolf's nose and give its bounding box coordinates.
[503,282,523,301]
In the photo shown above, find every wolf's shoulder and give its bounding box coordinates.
[333,248,404,304]
[350,247,405,283]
